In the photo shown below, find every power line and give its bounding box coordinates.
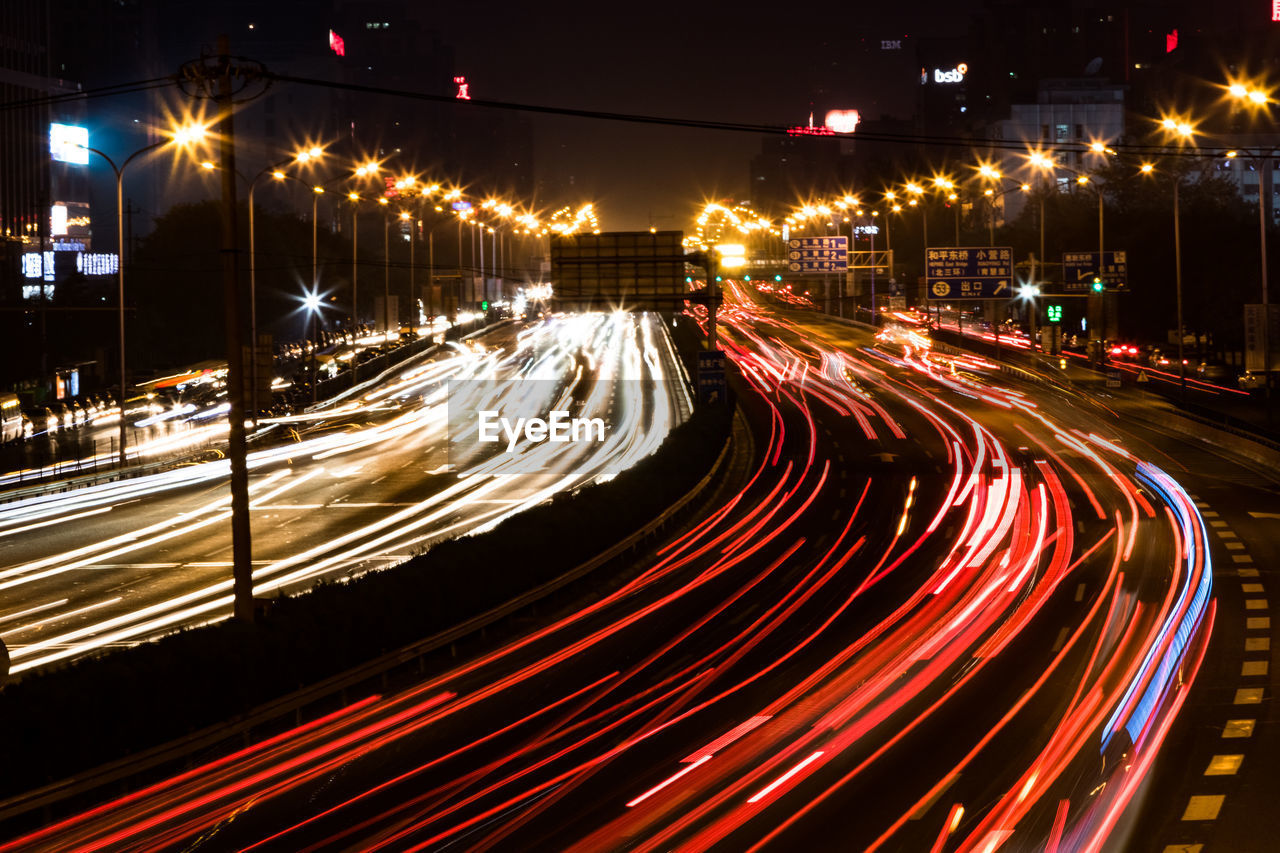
[270,72,1242,162]
[0,77,177,113]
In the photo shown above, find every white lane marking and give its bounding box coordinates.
[1242,583,1265,593]
[1248,511,1280,519]
[1051,627,1069,652]
[1241,660,1269,677]
[1233,555,1255,563]
[1245,599,1269,610]
[1247,617,1271,630]
[1239,568,1261,577]
[1216,530,1238,539]
[1245,637,1270,652]
[1074,583,1086,602]
[1234,688,1265,704]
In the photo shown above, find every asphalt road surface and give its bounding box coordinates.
[0,311,688,677]
[4,287,1240,852]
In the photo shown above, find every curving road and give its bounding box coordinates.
[1,288,1218,852]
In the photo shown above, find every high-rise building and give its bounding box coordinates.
[0,2,85,290]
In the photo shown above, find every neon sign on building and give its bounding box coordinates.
[933,63,968,84]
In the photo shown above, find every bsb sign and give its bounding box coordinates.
[933,63,967,84]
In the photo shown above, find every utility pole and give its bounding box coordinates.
[178,36,267,624]
[217,38,254,625]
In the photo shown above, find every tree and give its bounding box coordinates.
[128,201,360,371]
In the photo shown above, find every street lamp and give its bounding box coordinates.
[302,288,324,402]
[1225,79,1276,407]
[245,146,325,419]
[80,120,209,466]
[346,190,363,383]
[1154,114,1197,396]
[378,196,391,338]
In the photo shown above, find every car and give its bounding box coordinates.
[25,405,58,435]
[1239,371,1265,390]
[1108,342,1141,361]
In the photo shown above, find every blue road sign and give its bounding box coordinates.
[697,349,727,405]
[1063,251,1128,292]
[925,247,1014,299]
[786,237,848,273]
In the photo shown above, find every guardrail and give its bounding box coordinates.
[0,406,739,828]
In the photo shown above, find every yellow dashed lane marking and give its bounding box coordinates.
[1223,719,1256,738]
[1182,795,1225,821]
[1204,754,1244,776]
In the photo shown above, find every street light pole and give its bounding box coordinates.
[84,140,168,466]
[383,211,391,337]
[1174,177,1186,396]
[351,201,360,385]
[409,214,416,335]
[1258,156,1272,411]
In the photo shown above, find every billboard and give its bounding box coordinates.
[50,123,89,165]
[550,231,685,311]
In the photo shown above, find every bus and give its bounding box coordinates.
[0,394,22,444]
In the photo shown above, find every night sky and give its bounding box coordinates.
[431,1,974,231]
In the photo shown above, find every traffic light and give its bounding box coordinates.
[715,275,722,282]
[481,300,489,311]
[1091,276,1104,293]
[774,274,782,282]
[743,275,751,281]
[1046,304,1063,323]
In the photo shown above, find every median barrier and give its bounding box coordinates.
[0,401,737,829]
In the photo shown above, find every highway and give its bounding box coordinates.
[0,311,688,677]
[1,287,1228,852]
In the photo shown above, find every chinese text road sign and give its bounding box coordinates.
[1062,251,1128,292]
[697,349,727,405]
[925,247,1013,299]
[787,237,848,273]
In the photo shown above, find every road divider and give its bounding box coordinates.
[0,401,735,830]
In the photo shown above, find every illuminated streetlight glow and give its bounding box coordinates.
[171,123,208,146]
[1028,151,1054,170]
